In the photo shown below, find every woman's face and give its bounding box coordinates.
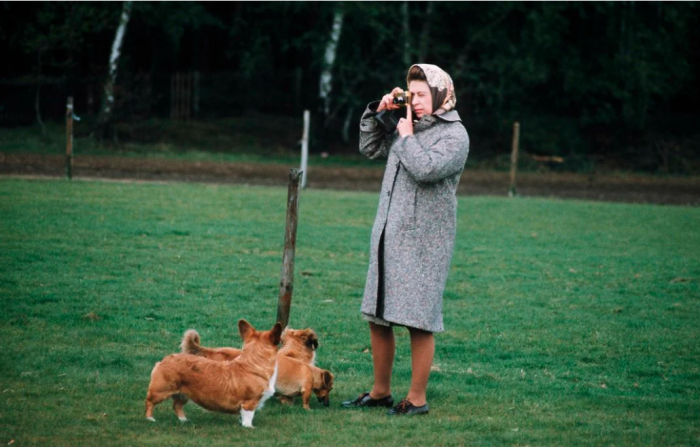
[409,80,433,118]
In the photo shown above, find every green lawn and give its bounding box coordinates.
[1,177,698,446]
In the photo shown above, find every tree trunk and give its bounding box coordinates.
[96,0,133,140]
[318,7,345,126]
[341,105,353,144]
[35,47,46,137]
[418,1,434,62]
[402,1,411,67]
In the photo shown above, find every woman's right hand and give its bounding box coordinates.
[377,87,405,112]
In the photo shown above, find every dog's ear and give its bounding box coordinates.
[269,322,283,345]
[306,333,319,350]
[238,319,254,340]
[323,370,333,387]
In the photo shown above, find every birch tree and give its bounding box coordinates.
[34,45,47,136]
[318,7,345,126]
[96,0,133,139]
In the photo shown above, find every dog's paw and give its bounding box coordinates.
[178,417,188,423]
[240,418,255,429]
[240,409,255,428]
[146,417,156,422]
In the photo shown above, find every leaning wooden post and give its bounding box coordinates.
[276,169,303,329]
[508,121,520,197]
[66,96,74,180]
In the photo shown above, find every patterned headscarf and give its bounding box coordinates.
[407,64,456,116]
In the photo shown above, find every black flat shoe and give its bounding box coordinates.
[341,392,394,408]
[387,399,429,416]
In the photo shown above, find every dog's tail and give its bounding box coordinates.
[180,329,202,355]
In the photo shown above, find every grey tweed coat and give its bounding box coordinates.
[359,101,470,333]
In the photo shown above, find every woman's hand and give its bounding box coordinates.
[397,102,413,137]
[377,87,405,112]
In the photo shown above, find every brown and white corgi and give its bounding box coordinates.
[181,326,333,410]
[144,319,281,428]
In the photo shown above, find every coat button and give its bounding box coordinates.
[387,190,391,196]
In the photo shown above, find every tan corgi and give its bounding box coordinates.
[278,327,319,365]
[181,327,318,364]
[274,356,334,409]
[181,327,333,410]
[144,320,281,428]
[180,329,242,361]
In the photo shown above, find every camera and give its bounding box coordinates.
[374,91,411,134]
[392,91,411,107]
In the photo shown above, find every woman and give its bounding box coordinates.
[341,64,469,415]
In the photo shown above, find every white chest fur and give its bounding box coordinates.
[257,360,278,409]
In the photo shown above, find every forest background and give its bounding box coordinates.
[1,1,699,174]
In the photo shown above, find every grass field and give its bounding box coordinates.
[1,177,699,446]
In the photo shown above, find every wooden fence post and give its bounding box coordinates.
[276,168,303,329]
[300,110,310,189]
[509,121,520,197]
[66,96,74,180]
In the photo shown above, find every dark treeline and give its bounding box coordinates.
[1,1,698,172]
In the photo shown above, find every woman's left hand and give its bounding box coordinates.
[397,104,413,137]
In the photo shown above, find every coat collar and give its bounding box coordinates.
[434,110,461,123]
[414,110,461,131]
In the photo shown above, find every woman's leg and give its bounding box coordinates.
[406,327,434,406]
[369,322,395,398]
